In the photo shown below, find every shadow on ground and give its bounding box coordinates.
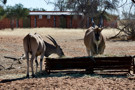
[0,70,129,83]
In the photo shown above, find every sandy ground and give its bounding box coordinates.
[0,28,135,89]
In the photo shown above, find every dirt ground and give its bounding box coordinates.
[0,28,135,89]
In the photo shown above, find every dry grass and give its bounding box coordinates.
[0,28,135,90]
[0,28,84,36]
[0,27,119,37]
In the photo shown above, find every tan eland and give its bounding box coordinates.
[23,33,64,77]
[84,26,105,56]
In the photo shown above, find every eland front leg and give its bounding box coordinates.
[35,57,38,74]
[86,49,93,56]
[40,54,44,74]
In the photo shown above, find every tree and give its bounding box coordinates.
[47,0,67,11]
[109,1,135,40]
[66,0,118,16]
[45,0,119,28]
[53,0,67,11]
[0,6,6,20]
[30,8,46,11]
[65,0,119,27]
[116,12,135,40]
[0,0,7,20]
[46,0,118,16]
[5,4,29,30]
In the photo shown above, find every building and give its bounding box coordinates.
[28,11,83,28]
[0,18,23,29]
[0,11,118,29]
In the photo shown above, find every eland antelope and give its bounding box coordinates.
[23,33,64,77]
[84,25,105,56]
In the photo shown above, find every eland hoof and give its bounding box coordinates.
[26,74,29,78]
[32,74,36,78]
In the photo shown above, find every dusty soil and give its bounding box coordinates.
[0,28,135,90]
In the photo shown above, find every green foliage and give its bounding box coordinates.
[66,0,119,18]
[0,0,7,20]
[30,8,46,11]
[4,4,29,30]
[0,6,6,20]
[5,4,29,19]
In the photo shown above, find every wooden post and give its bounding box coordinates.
[133,57,135,74]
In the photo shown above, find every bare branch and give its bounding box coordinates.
[118,0,127,8]
[4,56,19,61]
[4,56,22,64]
[109,30,122,39]
[0,63,15,70]
[129,3,134,17]
[6,63,14,70]
[0,65,5,70]
[44,0,50,4]
[109,23,131,39]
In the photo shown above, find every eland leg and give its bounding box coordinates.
[26,52,29,78]
[96,45,98,54]
[35,57,38,74]
[30,54,36,77]
[99,45,105,54]
[86,49,93,56]
[40,54,44,74]
[86,49,90,56]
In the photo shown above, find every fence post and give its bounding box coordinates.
[133,56,135,74]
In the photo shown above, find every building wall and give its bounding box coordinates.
[72,15,82,28]
[0,18,23,29]
[0,18,10,29]
[19,19,23,28]
[103,20,117,28]
[30,15,83,28]
[30,16,35,28]
[55,16,60,27]
[0,14,118,29]
[66,15,71,28]
[30,15,60,28]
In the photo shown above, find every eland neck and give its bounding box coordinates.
[44,41,57,57]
